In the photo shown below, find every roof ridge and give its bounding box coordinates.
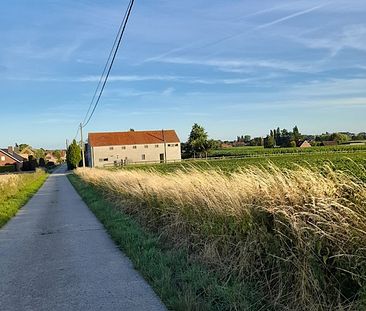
[0,149,24,163]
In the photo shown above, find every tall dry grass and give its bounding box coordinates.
[0,174,24,202]
[75,164,366,310]
[0,170,45,202]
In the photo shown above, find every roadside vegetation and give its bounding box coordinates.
[69,174,263,310]
[74,163,366,310]
[0,170,48,228]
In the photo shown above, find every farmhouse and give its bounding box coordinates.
[297,140,311,148]
[87,129,181,167]
[0,147,25,171]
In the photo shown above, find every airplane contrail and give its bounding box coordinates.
[144,2,329,63]
[256,3,328,30]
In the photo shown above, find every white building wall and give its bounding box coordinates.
[91,142,181,167]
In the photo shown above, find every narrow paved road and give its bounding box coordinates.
[0,166,165,311]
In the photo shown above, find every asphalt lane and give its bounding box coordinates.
[0,166,166,311]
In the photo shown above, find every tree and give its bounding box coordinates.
[53,150,62,164]
[187,123,209,158]
[39,158,46,167]
[264,135,275,148]
[18,144,29,151]
[66,139,82,170]
[293,125,302,142]
[244,135,251,143]
[34,149,46,160]
[289,140,296,148]
[329,132,349,143]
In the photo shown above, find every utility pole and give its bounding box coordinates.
[162,129,167,164]
[80,123,85,168]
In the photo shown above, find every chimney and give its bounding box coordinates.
[7,146,13,153]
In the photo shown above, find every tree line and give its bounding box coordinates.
[184,123,366,155]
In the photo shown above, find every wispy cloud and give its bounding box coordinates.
[5,74,279,86]
[292,24,366,57]
[151,57,316,73]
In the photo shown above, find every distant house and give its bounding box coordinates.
[322,141,337,147]
[45,151,57,163]
[297,140,311,148]
[18,146,36,160]
[0,147,25,171]
[87,129,181,167]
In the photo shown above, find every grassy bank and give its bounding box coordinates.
[75,164,366,310]
[0,171,48,228]
[68,174,264,310]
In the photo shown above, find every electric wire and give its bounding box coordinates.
[82,0,134,128]
[81,2,131,126]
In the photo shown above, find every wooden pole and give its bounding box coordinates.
[80,123,85,168]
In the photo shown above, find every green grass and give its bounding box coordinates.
[113,152,366,181]
[68,174,266,311]
[0,171,48,228]
[208,144,366,157]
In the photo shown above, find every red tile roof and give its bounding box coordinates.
[88,130,180,147]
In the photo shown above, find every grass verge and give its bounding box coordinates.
[0,171,48,228]
[68,173,265,311]
[74,165,366,310]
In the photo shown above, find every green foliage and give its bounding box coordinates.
[329,132,349,143]
[0,166,16,173]
[117,151,366,182]
[264,135,275,148]
[39,158,46,167]
[17,143,29,152]
[52,150,62,164]
[186,123,210,157]
[22,155,38,171]
[34,149,46,160]
[66,139,81,170]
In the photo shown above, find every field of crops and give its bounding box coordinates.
[207,144,366,157]
[76,162,366,310]
[117,151,366,181]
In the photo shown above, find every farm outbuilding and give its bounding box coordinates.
[87,129,181,167]
[297,140,312,148]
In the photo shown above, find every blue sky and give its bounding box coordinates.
[1,0,366,149]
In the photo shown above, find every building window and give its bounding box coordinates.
[141,154,146,160]
[104,158,108,161]
[155,144,159,148]
[121,146,126,150]
[0,156,5,161]
[175,144,179,146]
[133,146,137,149]
[109,147,114,150]
[99,158,109,162]
[144,145,148,148]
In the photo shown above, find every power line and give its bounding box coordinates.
[82,2,132,126]
[82,0,134,128]
[73,126,80,141]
